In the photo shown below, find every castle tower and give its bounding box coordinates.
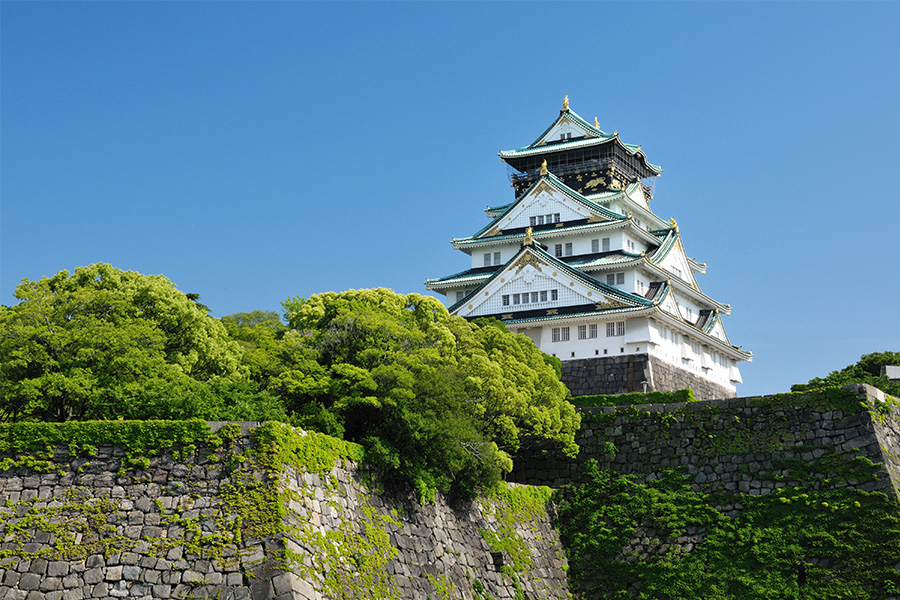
[426,98,751,399]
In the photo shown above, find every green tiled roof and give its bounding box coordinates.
[498,107,662,173]
[448,243,653,314]
[462,172,626,241]
[454,218,630,247]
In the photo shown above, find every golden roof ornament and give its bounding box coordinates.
[562,94,569,111]
[668,217,679,232]
[523,226,534,246]
[540,160,548,176]
[594,117,600,128]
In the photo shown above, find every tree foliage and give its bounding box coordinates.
[2,265,579,499]
[278,288,579,499]
[792,351,900,397]
[0,264,250,421]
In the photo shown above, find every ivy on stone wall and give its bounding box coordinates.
[556,386,900,600]
[0,419,401,599]
[557,459,900,599]
[569,389,695,408]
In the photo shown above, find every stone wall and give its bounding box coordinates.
[510,384,900,505]
[560,353,736,400]
[0,424,569,600]
[647,355,736,400]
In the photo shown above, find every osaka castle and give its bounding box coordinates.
[425,97,751,400]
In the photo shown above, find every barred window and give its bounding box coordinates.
[606,321,625,337]
[552,327,571,342]
[578,325,587,340]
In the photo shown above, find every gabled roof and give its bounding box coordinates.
[449,243,652,316]
[525,106,611,148]
[462,172,626,241]
[424,264,499,289]
[498,102,662,174]
[645,229,701,290]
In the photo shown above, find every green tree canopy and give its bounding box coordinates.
[221,310,289,387]
[792,351,900,397]
[0,263,247,421]
[278,288,579,499]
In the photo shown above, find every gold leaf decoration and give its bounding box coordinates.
[595,298,630,310]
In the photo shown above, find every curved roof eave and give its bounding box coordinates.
[500,136,663,175]
[453,218,640,249]
[642,261,731,313]
[652,308,752,361]
[460,173,627,241]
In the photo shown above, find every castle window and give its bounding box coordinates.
[513,294,520,305]
[617,273,625,285]
[530,217,536,226]
[521,293,529,305]
[493,252,501,265]
[540,290,548,302]
[577,325,597,340]
[531,292,539,303]
[551,289,558,301]
[607,274,615,286]
[564,243,573,256]
[554,213,561,223]
[537,215,545,225]
[551,327,570,342]
[545,214,553,223]
[606,321,625,337]
[591,239,599,253]
[502,295,509,306]
[483,253,491,267]
[555,244,563,258]
[602,238,610,252]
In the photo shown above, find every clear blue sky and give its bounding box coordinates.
[2,2,898,397]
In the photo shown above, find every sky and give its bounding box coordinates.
[2,2,899,397]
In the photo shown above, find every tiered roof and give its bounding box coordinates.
[426,97,751,363]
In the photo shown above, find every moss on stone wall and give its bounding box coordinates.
[555,386,900,600]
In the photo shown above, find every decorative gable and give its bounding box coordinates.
[658,239,700,289]
[707,318,729,344]
[657,285,682,320]
[453,248,638,319]
[481,179,616,238]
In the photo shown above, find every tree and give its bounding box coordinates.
[792,351,900,397]
[221,310,289,387]
[0,263,247,421]
[278,288,579,499]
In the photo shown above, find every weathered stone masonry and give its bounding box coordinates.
[0,424,569,600]
[561,354,736,400]
[510,384,900,506]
